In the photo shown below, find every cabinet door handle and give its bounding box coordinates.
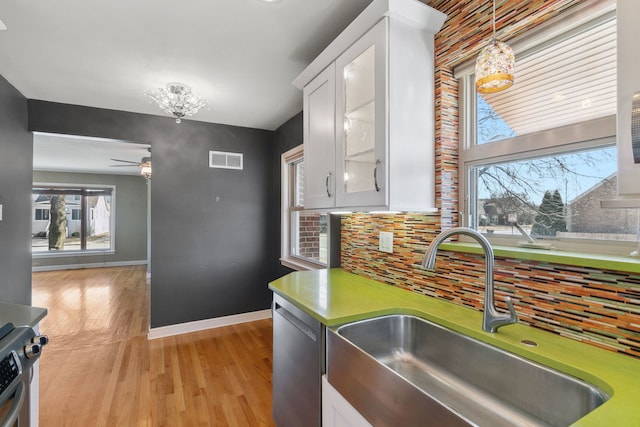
[374,159,382,192]
[325,172,332,197]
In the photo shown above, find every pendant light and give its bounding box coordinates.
[475,0,515,93]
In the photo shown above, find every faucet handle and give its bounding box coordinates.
[504,296,518,323]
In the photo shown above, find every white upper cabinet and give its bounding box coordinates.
[304,64,336,209]
[295,0,447,212]
[335,20,387,208]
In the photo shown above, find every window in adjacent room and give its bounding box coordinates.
[457,2,639,256]
[31,184,115,254]
[281,145,327,270]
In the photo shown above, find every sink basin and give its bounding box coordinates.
[326,314,609,427]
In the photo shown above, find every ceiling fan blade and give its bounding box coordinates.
[110,164,138,167]
[110,158,140,165]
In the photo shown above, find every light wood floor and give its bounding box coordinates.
[32,266,275,427]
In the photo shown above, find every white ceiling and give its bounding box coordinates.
[0,0,375,174]
[33,133,152,176]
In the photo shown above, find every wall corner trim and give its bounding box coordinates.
[147,309,272,340]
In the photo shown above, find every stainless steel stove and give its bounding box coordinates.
[0,323,47,427]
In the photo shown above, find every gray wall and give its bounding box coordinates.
[32,171,148,269]
[28,100,275,328]
[0,75,32,305]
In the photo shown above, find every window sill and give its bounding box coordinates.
[32,250,116,258]
[280,257,326,271]
[439,242,640,274]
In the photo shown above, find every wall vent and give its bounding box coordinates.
[209,151,243,170]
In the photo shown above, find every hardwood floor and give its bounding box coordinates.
[32,266,275,427]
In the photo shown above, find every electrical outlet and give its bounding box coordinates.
[379,231,393,253]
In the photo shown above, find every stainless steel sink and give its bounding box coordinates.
[326,314,609,427]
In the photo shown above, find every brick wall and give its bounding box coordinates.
[298,211,322,259]
[568,175,640,234]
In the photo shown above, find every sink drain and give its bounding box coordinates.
[521,339,538,347]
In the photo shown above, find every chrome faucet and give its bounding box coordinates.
[421,227,517,333]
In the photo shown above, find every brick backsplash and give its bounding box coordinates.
[340,0,640,358]
[341,213,640,358]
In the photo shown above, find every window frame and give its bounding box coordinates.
[280,145,327,270]
[32,182,116,257]
[455,2,636,256]
[34,208,50,221]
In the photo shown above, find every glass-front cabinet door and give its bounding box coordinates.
[335,19,387,208]
[343,45,375,193]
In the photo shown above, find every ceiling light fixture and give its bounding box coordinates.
[474,0,514,94]
[146,82,206,123]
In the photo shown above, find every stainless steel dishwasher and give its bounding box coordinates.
[272,293,324,427]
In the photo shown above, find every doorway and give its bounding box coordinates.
[31,133,151,274]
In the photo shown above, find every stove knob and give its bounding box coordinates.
[24,343,41,359]
[32,335,49,346]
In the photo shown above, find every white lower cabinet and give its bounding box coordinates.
[322,376,372,427]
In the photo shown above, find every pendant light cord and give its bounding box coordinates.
[492,0,496,38]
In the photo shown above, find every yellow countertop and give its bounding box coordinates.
[269,268,640,426]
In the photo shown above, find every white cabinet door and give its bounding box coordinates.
[304,63,336,209]
[322,376,372,427]
[335,20,387,209]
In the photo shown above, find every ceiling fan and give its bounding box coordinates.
[110,149,152,179]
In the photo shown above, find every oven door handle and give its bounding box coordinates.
[0,382,25,427]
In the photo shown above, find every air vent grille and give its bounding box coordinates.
[209,151,243,170]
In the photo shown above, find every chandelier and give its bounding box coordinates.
[146,82,206,123]
[475,0,515,93]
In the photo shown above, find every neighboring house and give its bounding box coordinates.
[567,174,639,235]
[478,198,536,226]
[479,178,639,239]
[91,196,111,236]
[478,199,499,226]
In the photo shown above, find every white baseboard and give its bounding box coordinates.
[148,309,272,340]
[32,260,148,272]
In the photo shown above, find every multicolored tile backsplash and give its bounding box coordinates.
[340,1,640,358]
[341,214,640,358]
